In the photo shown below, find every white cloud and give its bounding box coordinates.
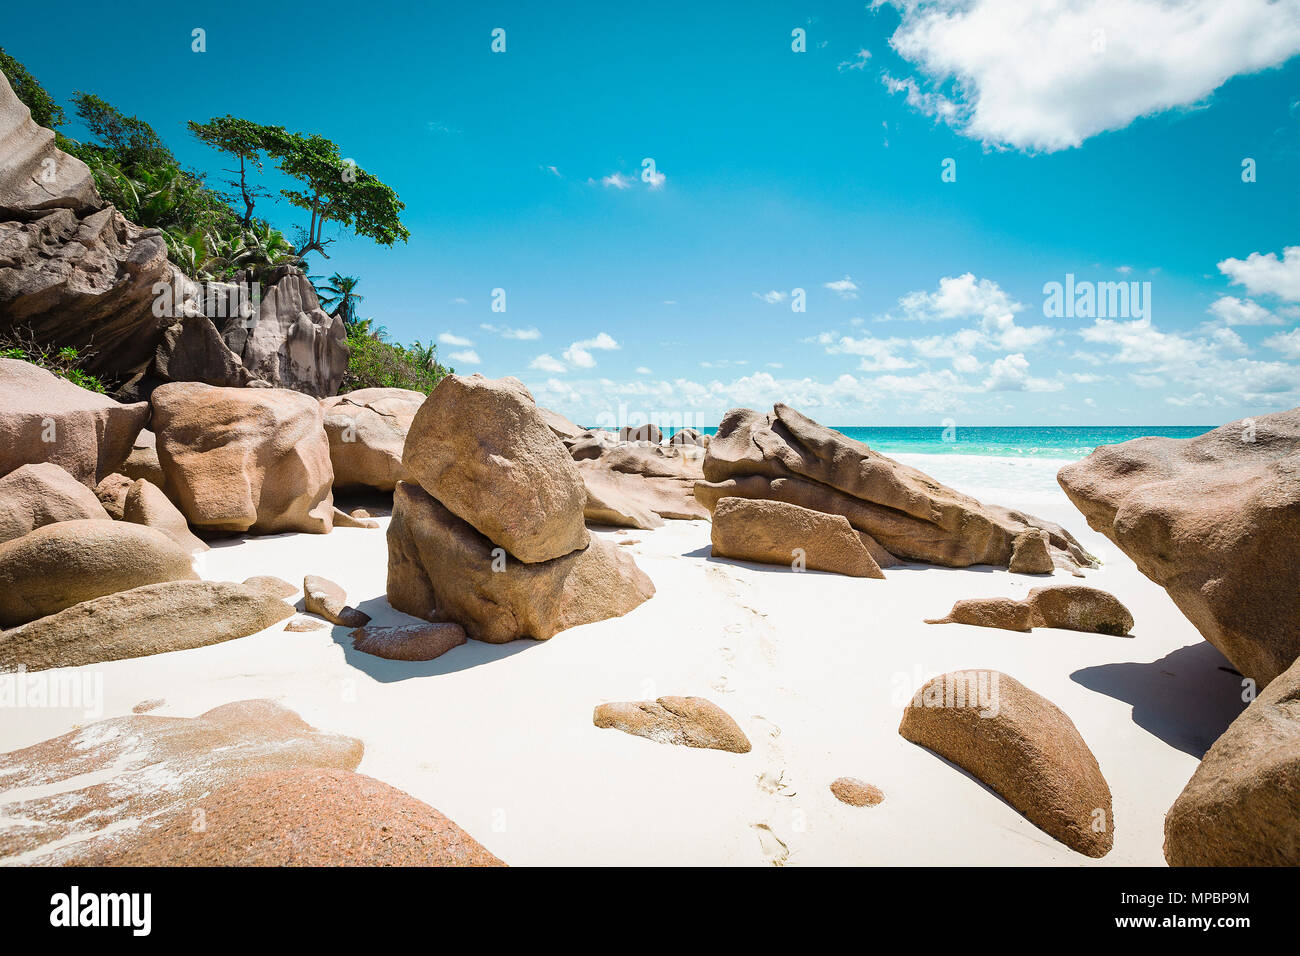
[1207,295,1282,326]
[1265,328,1300,359]
[754,290,788,304]
[644,167,666,189]
[530,353,567,373]
[635,366,652,374]
[562,332,619,369]
[601,172,633,189]
[438,332,474,347]
[889,273,1053,352]
[1218,246,1300,302]
[816,332,915,372]
[838,48,873,71]
[982,353,1063,392]
[449,349,481,365]
[824,276,860,299]
[481,323,542,340]
[878,0,1300,152]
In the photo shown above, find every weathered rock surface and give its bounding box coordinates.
[619,423,663,444]
[900,670,1113,857]
[387,481,654,643]
[94,472,132,519]
[1027,585,1133,636]
[350,622,468,661]
[1009,528,1054,574]
[321,387,425,490]
[403,375,589,563]
[0,580,294,671]
[830,777,885,807]
[926,586,1133,636]
[331,506,380,528]
[284,616,328,632]
[0,519,197,627]
[574,440,710,528]
[242,575,298,599]
[152,382,334,534]
[65,768,505,867]
[119,427,167,490]
[303,574,370,628]
[0,462,108,544]
[122,477,208,553]
[0,699,362,864]
[925,597,1035,632]
[0,73,98,216]
[216,266,348,398]
[152,312,257,388]
[1164,655,1300,866]
[696,404,1094,571]
[593,696,751,753]
[711,496,886,578]
[537,405,587,441]
[0,358,149,485]
[1058,409,1300,687]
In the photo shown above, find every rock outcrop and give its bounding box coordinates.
[403,375,589,563]
[303,574,370,627]
[321,387,425,490]
[350,622,468,661]
[0,358,149,486]
[593,696,752,753]
[711,496,888,577]
[0,462,108,543]
[0,580,294,671]
[0,519,197,627]
[695,404,1094,571]
[0,699,362,864]
[899,670,1113,857]
[152,382,335,534]
[926,585,1133,636]
[567,433,710,529]
[65,768,505,866]
[121,477,208,553]
[388,481,654,643]
[1058,409,1300,687]
[0,74,98,216]
[1163,654,1300,866]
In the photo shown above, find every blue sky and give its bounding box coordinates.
[8,0,1300,425]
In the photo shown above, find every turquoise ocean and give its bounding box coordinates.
[649,425,1214,461]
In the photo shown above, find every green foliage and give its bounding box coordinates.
[312,272,364,324]
[0,47,64,129]
[71,92,175,168]
[188,116,281,227]
[0,337,106,393]
[341,325,452,395]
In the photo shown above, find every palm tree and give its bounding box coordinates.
[313,273,364,326]
[409,340,439,370]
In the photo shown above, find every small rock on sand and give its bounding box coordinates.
[350,622,467,661]
[593,696,751,753]
[830,777,884,807]
[303,574,370,627]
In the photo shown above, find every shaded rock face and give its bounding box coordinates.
[350,622,467,661]
[1058,409,1300,687]
[0,358,149,486]
[387,481,654,643]
[0,462,108,544]
[152,382,335,534]
[0,699,362,864]
[121,477,208,554]
[926,586,1133,636]
[1164,655,1300,866]
[0,579,293,671]
[215,266,347,398]
[321,387,426,490]
[696,404,1094,571]
[65,768,505,867]
[404,375,589,563]
[120,427,167,490]
[899,670,1113,857]
[593,696,752,753]
[0,519,198,627]
[711,496,886,578]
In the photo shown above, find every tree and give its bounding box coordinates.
[188,116,278,227]
[263,130,409,259]
[0,47,64,130]
[314,273,365,325]
[71,92,175,168]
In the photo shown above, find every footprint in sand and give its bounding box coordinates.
[751,823,790,865]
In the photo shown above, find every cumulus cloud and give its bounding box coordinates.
[601,172,633,189]
[754,290,788,304]
[562,332,620,369]
[481,323,542,340]
[982,353,1062,392]
[1218,246,1300,301]
[438,331,474,347]
[824,276,860,299]
[1265,328,1300,360]
[1207,295,1283,326]
[877,0,1300,152]
[449,349,481,365]
[887,273,1054,353]
[529,353,567,373]
[838,48,873,72]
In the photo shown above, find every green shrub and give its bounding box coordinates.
[1,338,107,393]
[340,327,452,395]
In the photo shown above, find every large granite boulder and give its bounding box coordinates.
[216,266,347,398]
[403,375,588,563]
[0,699,362,864]
[570,435,710,528]
[695,404,1094,571]
[0,73,98,217]
[0,461,108,544]
[387,481,654,643]
[0,518,198,627]
[0,579,294,671]
[0,358,149,486]
[66,768,505,866]
[711,496,888,577]
[151,382,335,534]
[899,670,1113,857]
[1058,408,1300,687]
[1164,654,1300,866]
[121,477,208,554]
[321,387,425,490]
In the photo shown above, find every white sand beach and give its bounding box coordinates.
[0,452,1246,866]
